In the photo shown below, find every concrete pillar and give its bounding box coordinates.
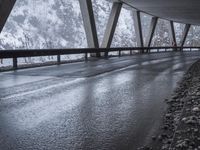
[79,0,100,57]
[0,0,16,33]
[168,21,177,51]
[145,17,158,52]
[180,24,191,50]
[133,10,144,52]
[101,2,123,57]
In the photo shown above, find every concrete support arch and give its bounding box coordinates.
[180,24,191,50]
[145,17,158,52]
[101,2,123,57]
[168,21,177,51]
[79,0,100,57]
[0,0,16,33]
[133,10,144,52]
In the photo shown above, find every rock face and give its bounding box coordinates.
[138,60,200,150]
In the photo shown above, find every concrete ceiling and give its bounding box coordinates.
[117,0,200,25]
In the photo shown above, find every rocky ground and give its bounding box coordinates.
[138,60,200,150]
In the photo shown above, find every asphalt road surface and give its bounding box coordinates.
[0,52,200,150]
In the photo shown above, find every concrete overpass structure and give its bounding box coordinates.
[1,0,200,150]
[121,0,200,25]
[0,0,199,55]
[78,0,200,55]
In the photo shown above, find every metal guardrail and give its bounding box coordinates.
[0,46,199,69]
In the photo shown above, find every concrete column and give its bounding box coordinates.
[101,2,123,57]
[180,24,191,50]
[133,10,144,52]
[168,21,177,51]
[145,17,158,52]
[0,0,16,33]
[79,0,100,57]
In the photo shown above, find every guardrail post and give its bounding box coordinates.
[119,50,121,57]
[57,55,61,64]
[13,57,17,70]
[149,49,151,53]
[85,53,88,61]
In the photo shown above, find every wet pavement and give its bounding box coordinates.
[0,52,200,150]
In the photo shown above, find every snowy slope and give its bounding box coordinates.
[0,0,199,66]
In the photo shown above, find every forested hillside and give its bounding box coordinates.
[0,0,199,66]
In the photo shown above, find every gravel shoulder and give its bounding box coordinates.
[138,60,200,150]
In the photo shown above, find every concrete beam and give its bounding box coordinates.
[133,10,144,52]
[180,24,191,49]
[145,17,158,51]
[114,0,200,25]
[0,0,16,33]
[79,0,100,57]
[101,2,123,57]
[168,21,177,51]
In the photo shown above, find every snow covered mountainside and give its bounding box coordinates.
[0,0,86,49]
[0,0,200,66]
[0,0,136,50]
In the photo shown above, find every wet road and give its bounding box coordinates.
[0,52,200,150]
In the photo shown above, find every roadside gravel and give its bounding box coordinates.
[138,60,200,150]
